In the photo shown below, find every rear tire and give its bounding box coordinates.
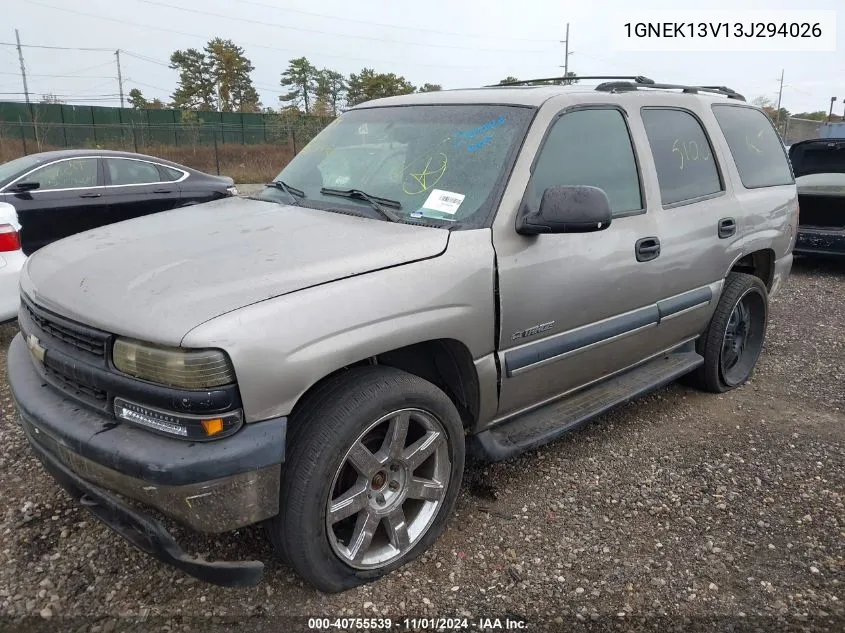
[268,366,465,593]
[686,272,768,393]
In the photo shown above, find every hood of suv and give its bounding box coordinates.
[789,138,845,178]
[22,197,449,344]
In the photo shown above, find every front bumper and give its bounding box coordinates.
[7,333,287,586]
[795,227,845,256]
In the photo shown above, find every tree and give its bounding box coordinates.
[418,83,442,92]
[346,68,415,107]
[793,111,831,121]
[753,96,790,127]
[170,47,215,110]
[498,76,520,85]
[280,57,317,114]
[39,93,64,104]
[170,39,260,112]
[558,71,579,86]
[205,38,260,112]
[315,69,347,116]
[128,88,147,109]
[127,88,164,109]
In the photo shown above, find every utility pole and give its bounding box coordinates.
[560,23,573,83]
[829,97,837,123]
[115,49,124,108]
[774,69,784,133]
[15,29,30,104]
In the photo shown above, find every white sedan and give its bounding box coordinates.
[0,201,25,323]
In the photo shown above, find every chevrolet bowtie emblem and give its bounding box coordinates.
[26,333,46,362]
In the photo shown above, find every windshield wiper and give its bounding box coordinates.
[265,180,305,204]
[319,187,402,222]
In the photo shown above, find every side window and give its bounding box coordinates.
[531,108,642,215]
[27,158,98,190]
[106,159,161,186]
[641,108,722,205]
[157,165,184,182]
[711,105,794,188]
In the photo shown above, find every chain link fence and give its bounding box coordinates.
[0,107,334,184]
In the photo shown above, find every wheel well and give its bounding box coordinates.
[292,340,480,431]
[730,249,775,291]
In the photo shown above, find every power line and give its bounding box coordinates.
[0,41,113,52]
[229,0,559,43]
[136,0,554,53]
[0,71,114,79]
[121,50,171,68]
[22,0,538,69]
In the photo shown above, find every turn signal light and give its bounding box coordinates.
[201,417,224,436]
[0,224,20,252]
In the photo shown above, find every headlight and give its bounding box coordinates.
[112,338,236,389]
[226,185,239,196]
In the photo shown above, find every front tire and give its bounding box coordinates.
[688,272,769,393]
[269,366,465,593]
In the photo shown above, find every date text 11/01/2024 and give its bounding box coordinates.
[307,617,527,630]
[624,22,823,38]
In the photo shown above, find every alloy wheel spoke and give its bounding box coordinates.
[403,430,444,471]
[385,508,411,552]
[347,441,383,477]
[348,510,380,562]
[328,481,369,525]
[406,476,445,501]
[381,412,410,460]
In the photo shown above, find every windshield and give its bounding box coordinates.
[257,104,534,227]
[0,154,49,188]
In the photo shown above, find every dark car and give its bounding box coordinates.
[790,138,845,257]
[0,150,238,255]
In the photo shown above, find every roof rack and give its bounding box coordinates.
[489,75,655,87]
[594,81,745,101]
[487,75,745,101]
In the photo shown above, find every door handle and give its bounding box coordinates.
[153,189,172,194]
[79,192,101,198]
[718,217,736,239]
[635,237,661,262]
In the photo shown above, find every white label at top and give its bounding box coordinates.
[422,189,465,215]
[610,11,836,52]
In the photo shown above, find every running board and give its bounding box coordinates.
[473,351,703,461]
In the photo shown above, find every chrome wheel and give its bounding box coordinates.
[326,408,451,570]
[719,288,766,387]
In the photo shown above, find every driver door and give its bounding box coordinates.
[493,106,667,418]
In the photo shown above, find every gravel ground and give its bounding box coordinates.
[0,258,842,633]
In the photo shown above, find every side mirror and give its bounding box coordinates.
[516,185,612,235]
[10,181,40,193]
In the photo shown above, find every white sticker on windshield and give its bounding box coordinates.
[422,189,465,215]
[357,123,368,135]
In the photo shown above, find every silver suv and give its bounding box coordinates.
[7,77,798,592]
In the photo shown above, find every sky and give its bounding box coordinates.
[1,0,842,115]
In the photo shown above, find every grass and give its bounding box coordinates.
[0,138,294,184]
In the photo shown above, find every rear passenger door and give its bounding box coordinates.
[103,157,183,225]
[635,106,742,351]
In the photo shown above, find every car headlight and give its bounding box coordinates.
[226,185,239,196]
[112,338,236,389]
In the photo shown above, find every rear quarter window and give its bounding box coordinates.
[711,105,794,188]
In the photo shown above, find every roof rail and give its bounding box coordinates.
[594,81,746,101]
[487,75,655,87]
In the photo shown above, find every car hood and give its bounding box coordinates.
[789,138,845,178]
[21,197,449,344]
